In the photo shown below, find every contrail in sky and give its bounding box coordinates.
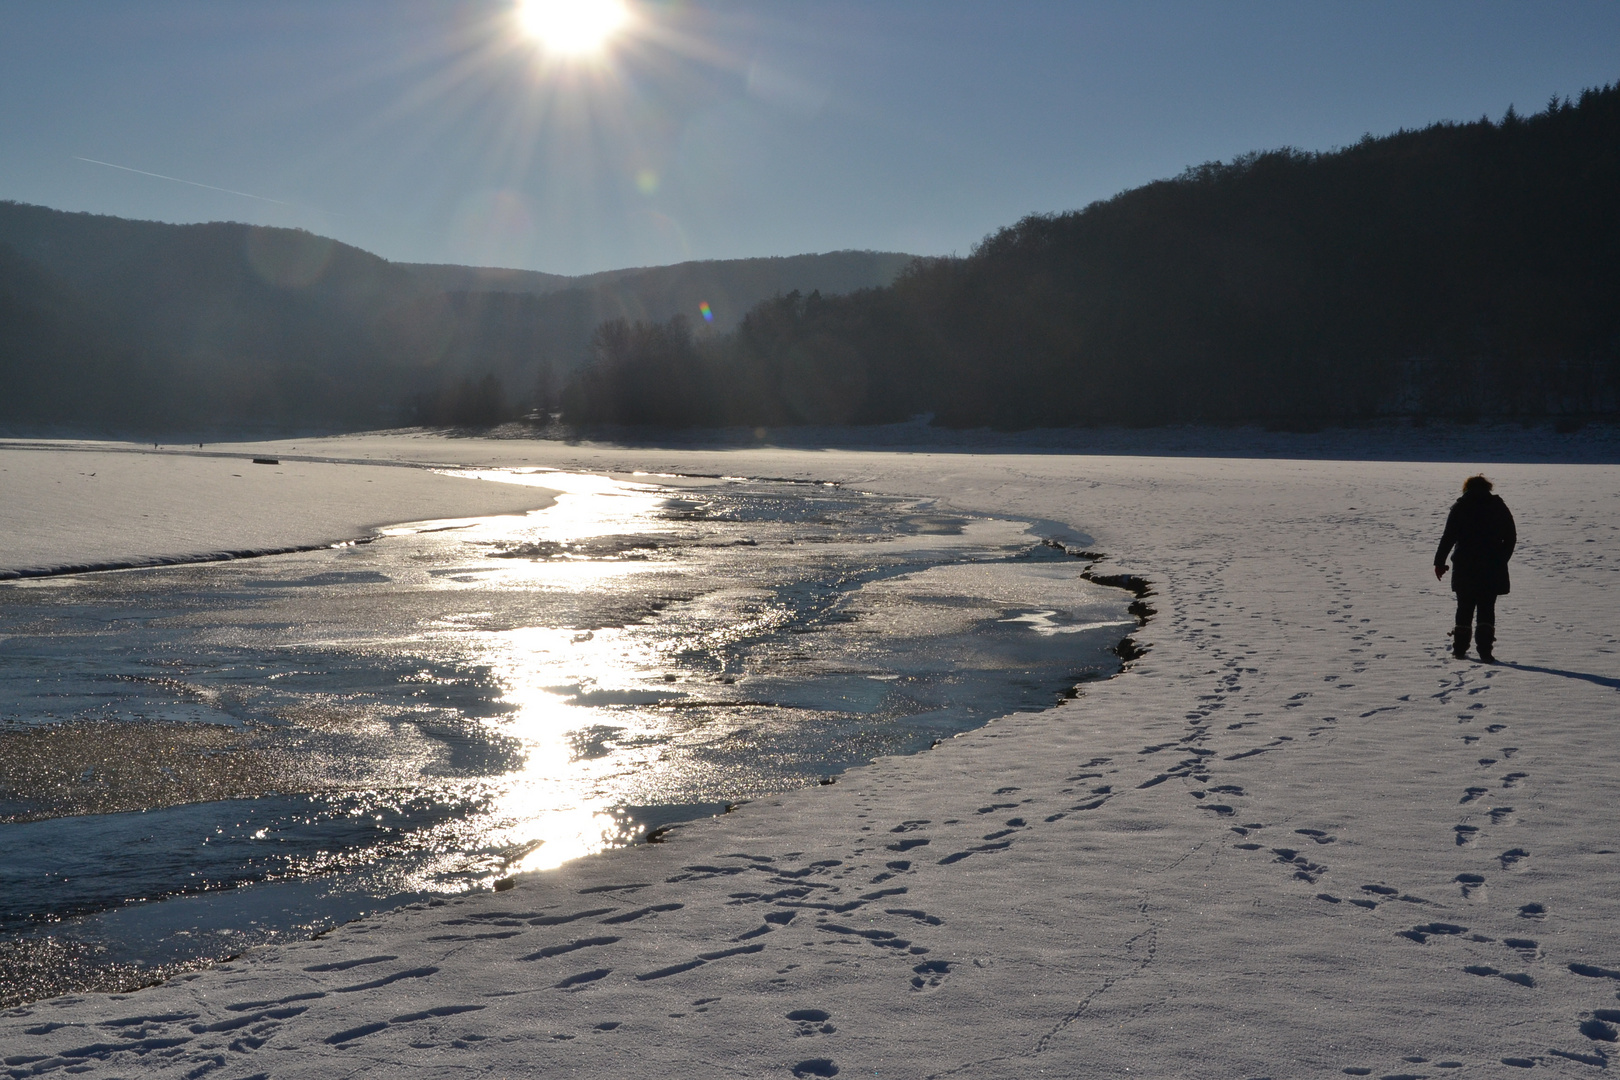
[73,156,291,205]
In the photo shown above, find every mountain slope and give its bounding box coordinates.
[0,201,915,433]
[559,83,1620,429]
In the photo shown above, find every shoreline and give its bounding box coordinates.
[0,539,377,582]
[3,437,1619,1075]
[11,416,1620,467]
[371,417,1620,464]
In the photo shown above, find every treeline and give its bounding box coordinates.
[562,83,1620,429]
[395,249,915,423]
[561,292,920,427]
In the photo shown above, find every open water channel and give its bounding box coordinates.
[0,469,1133,1000]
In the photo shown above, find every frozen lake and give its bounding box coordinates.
[0,469,1131,992]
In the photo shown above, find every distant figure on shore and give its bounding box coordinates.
[1434,474,1516,662]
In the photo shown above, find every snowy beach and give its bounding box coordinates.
[3,433,1619,1077]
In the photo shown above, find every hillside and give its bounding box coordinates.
[0,201,912,433]
[556,251,917,332]
[562,83,1620,429]
[397,263,575,296]
[398,251,914,328]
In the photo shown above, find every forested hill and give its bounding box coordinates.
[402,251,915,329]
[563,83,1620,429]
[0,200,911,433]
[0,206,418,431]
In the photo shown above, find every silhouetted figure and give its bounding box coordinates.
[1434,475,1516,662]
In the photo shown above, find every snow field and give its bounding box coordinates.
[2,437,1618,1077]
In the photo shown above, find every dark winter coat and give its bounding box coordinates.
[1434,491,1516,596]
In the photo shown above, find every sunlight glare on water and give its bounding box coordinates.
[0,468,1133,981]
[375,470,685,874]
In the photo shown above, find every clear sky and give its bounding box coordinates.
[3,1,1618,276]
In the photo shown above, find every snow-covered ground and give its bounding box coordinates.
[4,433,1619,1077]
[0,439,557,578]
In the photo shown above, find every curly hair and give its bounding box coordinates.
[1462,474,1494,494]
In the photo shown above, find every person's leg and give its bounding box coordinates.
[1475,594,1497,660]
[1453,594,1474,658]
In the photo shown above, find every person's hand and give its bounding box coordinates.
[1434,564,1447,580]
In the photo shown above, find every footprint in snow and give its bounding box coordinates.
[576,881,651,896]
[1262,846,1328,883]
[1568,962,1620,982]
[601,903,683,924]
[1344,1062,1419,1077]
[937,840,1012,865]
[1548,1048,1612,1068]
[519,935,620,961]
[1498,848,1530,870]
[911,959,951,991]
[1502,937,1538,956]
[325,1004,487,1046]
[555,968,612,989]
[787,1008,836,1036]
[869,859,912,884]
[1396,922,1467,944]
[1343,1058,1465,1076]
[1579,1011,1620,1043]
[1463,964,1536,988]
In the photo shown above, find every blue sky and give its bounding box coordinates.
[2,1,1617,275]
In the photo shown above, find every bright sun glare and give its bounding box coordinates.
[516,0,631,56]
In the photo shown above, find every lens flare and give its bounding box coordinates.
[516,0,631,56]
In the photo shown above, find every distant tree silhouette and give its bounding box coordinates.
[562,316,719,426]
[412,373,512,427]
[561,81,1620,430]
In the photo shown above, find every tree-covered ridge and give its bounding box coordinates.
[562,83,1620,429]
[0,200,910,433]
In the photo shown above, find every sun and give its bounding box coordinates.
[516,0,631,57]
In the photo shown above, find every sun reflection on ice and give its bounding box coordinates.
[408,470,704,873]
[371,467,1138,880]
[472,623,666,873]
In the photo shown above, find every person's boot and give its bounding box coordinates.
[1476,626,1495,663]
[1451,623,1471,660]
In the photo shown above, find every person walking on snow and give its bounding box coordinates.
[1434,474,1516,662]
